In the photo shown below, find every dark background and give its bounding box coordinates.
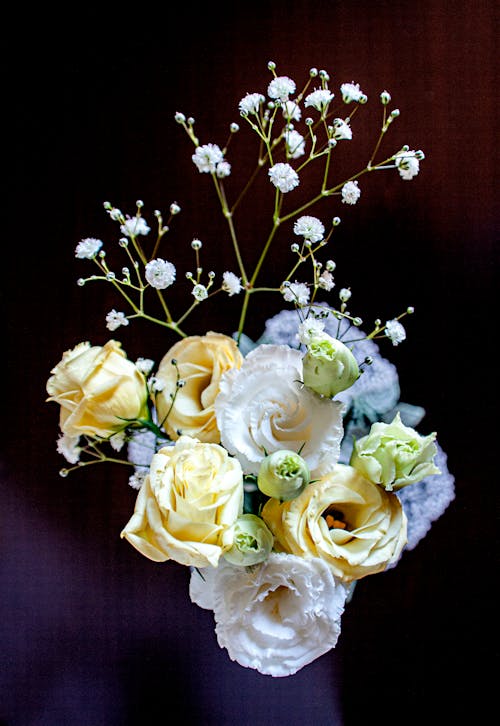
[2,2,497,724]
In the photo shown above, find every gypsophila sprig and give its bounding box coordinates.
[45,62,454,681]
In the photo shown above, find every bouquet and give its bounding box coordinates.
[46,62,455,677]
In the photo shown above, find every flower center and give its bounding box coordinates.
[323,507,348,530]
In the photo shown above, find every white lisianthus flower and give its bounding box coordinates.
[189,553,348,677]
[145,258,176,289]
[105,309,129,331]
[267,75,296,101]
[214,344,344,477]
[192,143,224,173]
[340,82,365,103]
[281,100,301,121]
[281,281,310,305]
[332,118,353,140]
[385,319,406,345]
[293,215,325,242]
[394,150,421,180]
[238,92,265,116]
[75,237,103,259]
[304,88,334,112]
[222,271,243,296]
[268,163,299,193]
[284,129,305,159]
[341,180,361,205]
[120,217,151,237]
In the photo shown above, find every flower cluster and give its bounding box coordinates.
[46,63,453,677]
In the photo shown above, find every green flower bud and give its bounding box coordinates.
[349,412,441,491]
[223,514,274,566]
[258,450,310,501]
[302,333,360,398]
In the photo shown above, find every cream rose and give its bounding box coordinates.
[214,344,344,477]
[262,464,407,582]
[46,340,149,438]
[155,332,243,443]
[189,553,348,677]
[120,436,243,567]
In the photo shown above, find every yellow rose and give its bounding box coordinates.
[262,464,407,583]
[155,332,243,443]
[120,435,244,568]
[46,340,148,438]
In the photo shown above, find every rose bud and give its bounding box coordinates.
[302,333,359,398]
[258,450,310,501]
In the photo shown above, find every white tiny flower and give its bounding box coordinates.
[105,309,129,331]
[128,469,147,490]
[304,88,334,112]
[239,92,265,115]
[318,270,335,291]
[268,162,299,193]
[332,118,353,140]
[293,215,325,243]
[282,281,310,305]
[109,431,126,452]
[267,75,296,101]
[120,217,151,237]
[145,258,176,289]
[57,434,80,464]
[192,284,208,301]
[395,150,421,180]
[192,143,224,173]
[75,237,103,259]
[281,100,301,121]
[340,82,364,103]
[170,202,181,215]
[284,129,305,159]
[135,357,155,375]
[216,160,232,178]
[341,180,361,205]
[339,287,351,302]
[298,317,326,345]
[385,319,407,345]
[148,375,166,393]
[222,271,243,296]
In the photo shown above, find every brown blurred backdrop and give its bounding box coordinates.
[2,2,497,724]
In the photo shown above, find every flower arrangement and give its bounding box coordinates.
[46,63,455,677]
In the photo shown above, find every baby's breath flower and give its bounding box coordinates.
[282,281,310,305]
[339,287,352,302]
[380,90,392,105]
[268,163,299,193]
[135,357,155,375]
[120,217,151,237]
[284,129,306,159]
[298,317,325,345]
[57,434,80,464]
[267,76,296,101]
[332,118,353,141]
[341,180,361,205]
[222,271,243,296]
[304,88,334,112]
[326,259,336,272]
[170,202,181,214]
[340,82,365,103]
[105,309,129,331]
[145,259,176,289]
[281,100,301,121]
[109,431,126,452]
[216,160,232,178]
[192,284,208,301]
[148,375,166,393]
[318,270,335,291]
[385,319,406,345]
[75,237,103,259]
[128,470,147,490]
[293,215,325,243]
[394,150,421,180]
[239,92,265,116]
[192,143,224,173]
